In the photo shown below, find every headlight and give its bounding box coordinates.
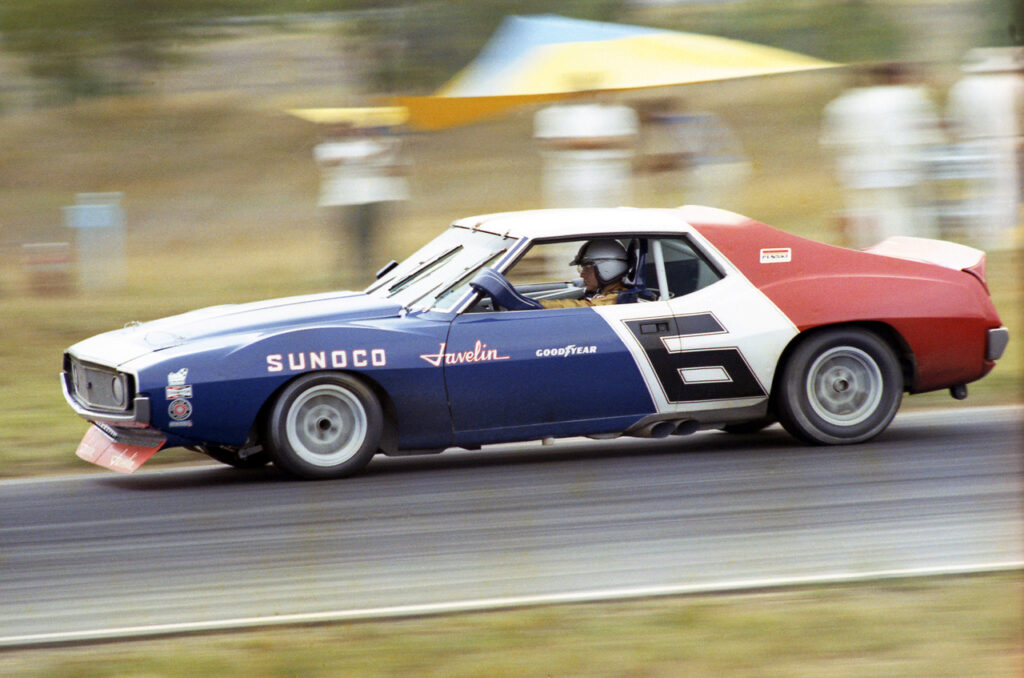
[111,375,125,406]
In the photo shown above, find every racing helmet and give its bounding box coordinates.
[571,239,629,286]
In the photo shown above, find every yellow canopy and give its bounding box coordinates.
[392,17,837,130]
[291,16,838,131]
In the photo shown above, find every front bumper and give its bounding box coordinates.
[62,354,165,473]
[986,327,1010,362]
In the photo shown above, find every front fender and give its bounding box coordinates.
[132,314,456,449]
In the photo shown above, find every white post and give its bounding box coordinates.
[64,192,126,292]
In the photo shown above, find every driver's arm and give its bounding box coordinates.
[539,281,627,308]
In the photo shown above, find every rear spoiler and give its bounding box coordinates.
[863,236,989,290]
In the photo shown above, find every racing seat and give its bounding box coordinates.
[617,239,658,304]
[470,268,543,311]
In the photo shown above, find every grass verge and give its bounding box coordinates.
[0,573,1020,678]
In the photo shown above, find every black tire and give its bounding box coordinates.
[201,444,271,469]
[265,373,383,479]
[775,328,903,445]
[720,417,775,435]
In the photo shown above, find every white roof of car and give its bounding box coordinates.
[453,205,750,240]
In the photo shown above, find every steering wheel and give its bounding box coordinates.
[469,268,542,311]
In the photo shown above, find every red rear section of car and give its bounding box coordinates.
[691,215,1004,394]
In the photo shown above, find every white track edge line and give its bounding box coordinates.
[2,560,1021,649]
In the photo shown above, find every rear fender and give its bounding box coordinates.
[761,273,995,392]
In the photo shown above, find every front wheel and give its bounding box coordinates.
[265,373,383,479]
[775,328,903,445]
[201,444,270,469]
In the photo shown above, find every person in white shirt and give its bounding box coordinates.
[945,48,1024,250]
[821,63,942,248]
[315,123,409,285]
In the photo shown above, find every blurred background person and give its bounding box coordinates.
[820,62,943,248]
[534,96,638,209]
[636,97,749,207]
[533,95,637,276]
[944,47,1024,250]
[314,121,409,287]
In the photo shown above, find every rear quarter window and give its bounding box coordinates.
[650,238,723,298]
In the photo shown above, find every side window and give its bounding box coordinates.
[463,236,721,311]
[502,237,721,302]
[648,238,723,299]
[503,241,582,287]
[501,240,590,305]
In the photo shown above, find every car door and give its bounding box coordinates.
[442,301,664,446]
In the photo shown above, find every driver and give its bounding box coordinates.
[541,239,631,308]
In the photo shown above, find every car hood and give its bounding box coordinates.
[68,291,404,369]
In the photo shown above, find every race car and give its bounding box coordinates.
[62,206,1009,479]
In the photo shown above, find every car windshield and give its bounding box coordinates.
[365,226,518,311]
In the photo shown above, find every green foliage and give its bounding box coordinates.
[635,0,905,63]
[0,0,203,100]
[0,0,911,101]
[0,0,625,100]
[988,0,1024,44]
[0,1,375,101]
[1016,0,1024,42]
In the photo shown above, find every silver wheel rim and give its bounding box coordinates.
[284,384,367,467]
[806,346,883,427]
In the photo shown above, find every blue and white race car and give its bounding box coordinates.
[62,206,1008,478]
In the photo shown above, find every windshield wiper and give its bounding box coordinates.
[402,281,449,312]
[387,245,463,296]
[432,249,508,302]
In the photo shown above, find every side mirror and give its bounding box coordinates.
[375,260,398,279]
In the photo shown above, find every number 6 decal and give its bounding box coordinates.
[624,314,766,402]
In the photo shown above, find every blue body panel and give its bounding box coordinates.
[445,307,655,446]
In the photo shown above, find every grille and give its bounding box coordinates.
[66,356,133,412]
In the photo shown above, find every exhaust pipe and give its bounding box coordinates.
[629,420,696,439]
[627,421,676,438]
[672,420,699,436]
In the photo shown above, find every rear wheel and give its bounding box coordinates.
[720,417,775,435]
[266,373,382,479]
[776,328,903,445]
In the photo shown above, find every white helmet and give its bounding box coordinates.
[571,239,628,286]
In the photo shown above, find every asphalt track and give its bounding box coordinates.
[1,406,1021,647]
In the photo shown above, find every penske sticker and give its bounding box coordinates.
[759,248,791,264]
